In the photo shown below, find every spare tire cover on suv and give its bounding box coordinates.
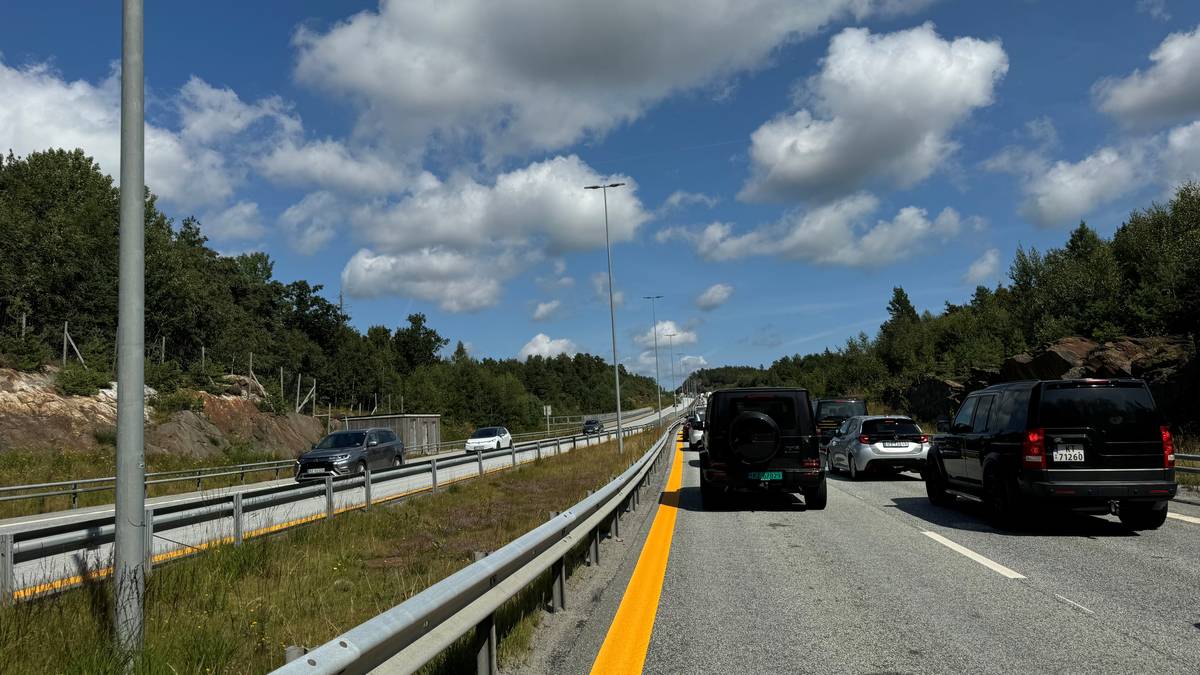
[729,411,781,463]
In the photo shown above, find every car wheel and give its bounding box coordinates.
[983,464,1024,529]
[496,441,502,451]
[825,452,836,474]
[803,479,828,510]
[357,461,368,476]
[392,454,403,468]
[1118,500,1168,530]
[847,455,859,481]
[923,454,955,507]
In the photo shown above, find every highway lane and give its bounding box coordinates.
[580,444,1200,674]
[5,405,683,600]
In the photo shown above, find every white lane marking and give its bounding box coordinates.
[1166,512,1200,525]
[921,531,1026,579]
[1054,593,1094,614]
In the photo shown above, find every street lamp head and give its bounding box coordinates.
[583,182,627,190]
[607,182,625,188]
[642,295,663,300]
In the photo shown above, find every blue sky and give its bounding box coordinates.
[3,0,1200,380]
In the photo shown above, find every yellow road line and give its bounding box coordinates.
[589,442,683,674]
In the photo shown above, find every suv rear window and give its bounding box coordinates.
[816,400,867,419]
[861,419,922,435]
[728,396,799,432]
[1038,384,1159,439]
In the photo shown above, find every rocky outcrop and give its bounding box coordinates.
[999,336,1098,381]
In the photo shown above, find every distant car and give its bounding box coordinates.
[825,415,929,480]
[688,410,706,448]
[582,419,604,435]
[465,426,513,453]
[296,428,404,481]
[814,397,868,445]
[924,378,1177,530]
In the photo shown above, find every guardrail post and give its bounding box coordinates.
[473,611,498,675]
[587,526,600,566]
[612,506,620,539]
[70,483,78,509]
[363,467,372,511]
[1,533,13,607]
[551,556,566,612]
[431,459,439,493]
[477,451,484,477]
[232,493,244,546]
[196,476,203,491]
[555,438,561,456]
[144,507,154,573]
[511,446,517,468]
[536,440,542,461]
[325,477,334,519]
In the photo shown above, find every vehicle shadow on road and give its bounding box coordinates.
[826,471,922,483]
[671,486,810,513]
[888,496,1139,538]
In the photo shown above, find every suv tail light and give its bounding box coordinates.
[1023,428,1046,470]
[918,435,930,443]
[857,435,870,444]
[1162,426,1175,468]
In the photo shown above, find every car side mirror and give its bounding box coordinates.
[952,422,972,434]
[368,440,379,447]
[935,417,950,433]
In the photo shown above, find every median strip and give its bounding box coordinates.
[589,434,684,675]
[921,531,1026,579]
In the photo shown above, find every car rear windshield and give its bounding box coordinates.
[1038,384,1159,438]
[861,419,922,436]
[726,395,804,433]
[816,400,867,419]
[584,420,599,425]
[315,432,365,449]
[471,427,500,438]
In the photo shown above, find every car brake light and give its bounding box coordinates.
[857,435,870,444]
[1023,428,1046,470]
[1162,426,1175,468]
[918,435,930,443]
[801,458,820,469]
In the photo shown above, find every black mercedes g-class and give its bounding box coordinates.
[697,387,827,510]
[923,378,1177,530]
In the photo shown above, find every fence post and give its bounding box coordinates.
[431,459,439,493]
[363,466,372,510]
[325,477,334,519]
[232,493,244,546]
[0,533,13,607]
[143,507,154,573]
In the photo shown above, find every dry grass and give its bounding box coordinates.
[1176,434,1199,489]
[0,430,657,674]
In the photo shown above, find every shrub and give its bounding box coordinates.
[55,362,112,396]
[145,358,184,395]
[93,426,118,447]
[149,389,204,416]
[0,332,51,371]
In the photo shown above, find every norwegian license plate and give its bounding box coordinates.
[883,441,907,448]
[305,468,324,474]
[747,471,783,481]
[1053,444,1085,463]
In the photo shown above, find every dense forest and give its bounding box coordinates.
[686,182,1200,407]
[0,149,661,436]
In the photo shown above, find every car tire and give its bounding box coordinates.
[923,454,955,507]
[357,461,368,476]
[803,479,828,510]
[392,454,403,468]
[983,463,1024,530]
[847,455,859,481]
[496,441,501,451]
[825,452,837,475]
[1118,500,1168,530]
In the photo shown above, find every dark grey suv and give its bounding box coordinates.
[296,428,405,481]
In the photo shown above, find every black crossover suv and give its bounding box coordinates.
[923,379,1177,529]
[697,387,827,510]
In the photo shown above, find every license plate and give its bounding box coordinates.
[305,468,323,474]
[883,441,907,448]
[1053,444,1085,463]
[747,471,783,481]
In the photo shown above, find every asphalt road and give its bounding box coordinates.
[4,405,682,600]
[544,443,1200,674]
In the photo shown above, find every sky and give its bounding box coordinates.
[3,0,1200,383]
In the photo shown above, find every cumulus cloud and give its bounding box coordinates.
[177,76,299,144]
[741,23,1007,202]
[202,201,266,241]
[963,248,1000,285]
[519,333,578,360]
[636,321,697,348]
[1162,119,1200,186]
[669,193,967,266]
[1094,24,1200,127]
[257,139,421,195]
[341,247,518,312]
[279,191,344,254]
[532,300,561,321]
[292,0,933,159]
[679,355,709,377]
[659,190,718,213]
[696,283,734,311]
[591,272,625,307]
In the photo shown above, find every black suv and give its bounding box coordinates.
[924,379,1177,530]
[697,387,826,510]
[814,397,868,445]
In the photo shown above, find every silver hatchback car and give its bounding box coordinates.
[825,415,930,480]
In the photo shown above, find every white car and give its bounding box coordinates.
[688,410,706,447]
[465,426,513,453]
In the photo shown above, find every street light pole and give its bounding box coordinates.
[665,332,677,409]
[642,295,663,427]
[114,0,146,660]
[584,182,626,453]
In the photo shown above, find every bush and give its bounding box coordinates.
[55,362,112,396]
[145,358,184,394]
[149,389,204,416]
[93,426,118,447]
[0,331,51,371]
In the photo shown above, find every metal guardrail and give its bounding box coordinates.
[0,416,679,605]
[1177,453,1200,474]
[272,421,681,675]
[0,408,666,511]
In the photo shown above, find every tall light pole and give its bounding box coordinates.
[114,0,146,658]
[642,295,663,426]
[585,182,626,453]
[665,331,677,409]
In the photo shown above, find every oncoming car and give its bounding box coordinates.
[582,419,605,435]
[295,428,404,480]
[465,426,513,453]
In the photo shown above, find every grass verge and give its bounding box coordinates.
[0,430,658,673]
[1176,434,1198,489]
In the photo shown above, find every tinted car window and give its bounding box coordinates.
[862,419,922,435]
[727,395,799,432]
[953,397,978,431]
[316,432,366,449]
[1038,384,1159,440]
[990,391,1015,433]
[972,396,995,433]
[816,400,867,418]
[470,427,499,439]
[382,430,396,443]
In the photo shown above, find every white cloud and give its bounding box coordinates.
[292,0,933,160]
[256,139,420,195]
[341,247,516,312]
[636,320,698,348]
[679,355,709,377]
[963,248,1000,285]
[1095,24,1200,127]
[741,23,1007,202]
[591,272,625,307]
[1015,147,1145,228]
[202,201,266,241]
[659,190,718,213]
[671,193,967,266]
[177,76,299,144]
[532,300,561,321]
[1137,0,1170,21]
[279,191,344,254]
[519,333,578,360]
[1162,119,1200,186]
[696,283,734,311]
